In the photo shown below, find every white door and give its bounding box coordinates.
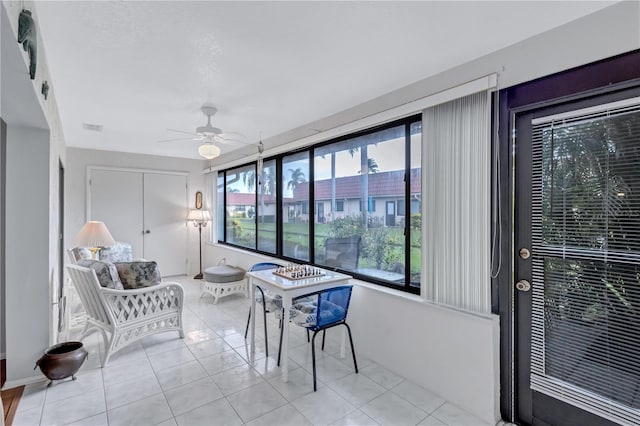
[90,169,144,257]
[143,173,187,276]
[89,169,188,276]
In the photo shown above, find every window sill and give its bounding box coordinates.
[352,278,497,321]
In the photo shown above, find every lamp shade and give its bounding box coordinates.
[73,221,116,248]
[198,144,221,160]
[187,209,211,222]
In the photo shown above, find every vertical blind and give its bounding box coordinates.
[423,91,491,313]
[530,97,640,425]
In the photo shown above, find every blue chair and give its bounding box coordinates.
[244,262,283,357]
[280,285,358,391]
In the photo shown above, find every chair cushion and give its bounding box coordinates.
[77,259,124,290]
[70,247,92,262]
[273,295,316,319]
[258,291,283,312]
[115,261,162,289]
[99,242,133,263]
[288,299,346,328]
[203,265,245,283]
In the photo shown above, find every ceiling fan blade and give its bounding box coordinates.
[220,130,245,136]
[167,128,198,136]
[216,137,246,145]
[157,137,196,143]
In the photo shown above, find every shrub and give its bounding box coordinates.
[327,215,364,238]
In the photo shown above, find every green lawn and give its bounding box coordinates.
[228,218,421,275]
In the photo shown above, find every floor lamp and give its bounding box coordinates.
[188,209,211,279]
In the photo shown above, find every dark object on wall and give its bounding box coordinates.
[34,341,88,386]
[17,9,37,79]
[41,80,49,100]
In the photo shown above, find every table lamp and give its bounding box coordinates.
[73,221,116,260]
[188,209,211,279]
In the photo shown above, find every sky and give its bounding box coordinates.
[227,133,421,196]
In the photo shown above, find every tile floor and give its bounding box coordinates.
[13,276,496,426]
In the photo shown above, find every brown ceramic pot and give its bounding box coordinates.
[35,341,88,384]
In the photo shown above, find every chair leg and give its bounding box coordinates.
[262,304,269,358]
[102,331,117,367]
[244,308,251,338]
[277,315,284,367]
[306,329,310,342]
[321,329,326,350]
[343,323,358,373]
[311,330,320,391]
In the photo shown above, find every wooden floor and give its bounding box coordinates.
[2,386,23,426]
[1,359,25,426]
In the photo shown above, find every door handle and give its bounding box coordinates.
[144,230,150,234]
[516,280,531,292]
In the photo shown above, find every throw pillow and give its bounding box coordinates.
[76,259,124,290]
[115,261,162,289]
[70,247,92,262]
[99,243,133,263]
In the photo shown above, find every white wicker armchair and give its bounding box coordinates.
[66,264,184,366]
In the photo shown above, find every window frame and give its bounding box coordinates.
[217,114,421,294]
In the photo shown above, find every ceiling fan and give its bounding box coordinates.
[159,104,246,159]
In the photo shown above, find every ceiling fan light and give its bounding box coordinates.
[198,143,221,159]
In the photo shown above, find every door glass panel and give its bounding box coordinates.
[531,100,640,423]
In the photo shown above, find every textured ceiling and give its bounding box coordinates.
[34,1,614,160]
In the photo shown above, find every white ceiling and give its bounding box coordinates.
[34,1,614,160]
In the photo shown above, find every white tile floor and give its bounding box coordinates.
[13,276,496,426]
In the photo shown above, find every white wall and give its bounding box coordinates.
[5,126,51,384]
[203,4,639,424]
[65,148,206,276]
[1,0,67,386]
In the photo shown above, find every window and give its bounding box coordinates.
[225,164,256,249]
[216,115,421,294]
[216,173,224,241]
[282,152,310,261]
[397,198,406,216]
[257,159,277,253]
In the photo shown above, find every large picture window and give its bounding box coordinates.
[216,115,421,293]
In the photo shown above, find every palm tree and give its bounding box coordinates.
[287,168,306,192]
[367,157,379,173]
[243,169,256,193]
[347,145,370,228]
[258,165,276,224]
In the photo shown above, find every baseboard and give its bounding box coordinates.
[2,375,47,391]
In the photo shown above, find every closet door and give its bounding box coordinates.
[143,173,187,276]
[89,169,144,258]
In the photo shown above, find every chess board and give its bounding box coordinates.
[272,265,325,280]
